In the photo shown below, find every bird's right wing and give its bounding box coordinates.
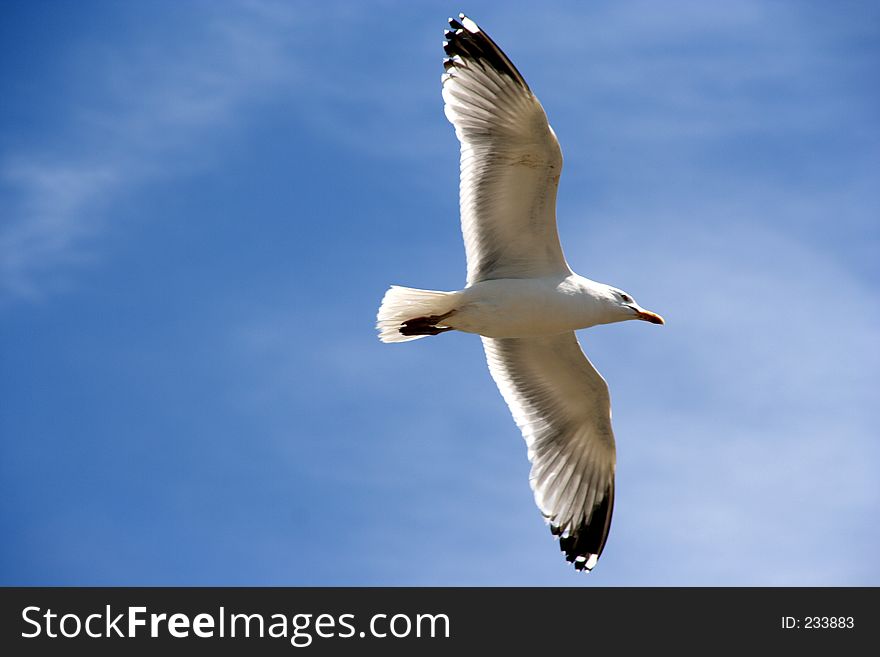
[482,332,616,571]
[442,15,571,285]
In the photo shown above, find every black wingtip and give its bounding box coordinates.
[553,482,615,573]
[441,14,530,91]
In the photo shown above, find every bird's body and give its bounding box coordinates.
[386,275,636,339]
[377,14,663,572]
[453,275,608,337]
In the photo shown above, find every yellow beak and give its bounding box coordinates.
[636,309,665,325]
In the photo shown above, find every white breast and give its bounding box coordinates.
[448,276,604,338]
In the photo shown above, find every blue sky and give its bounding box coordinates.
[1,0,878,585]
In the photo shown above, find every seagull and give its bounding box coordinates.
[376,14,664,572]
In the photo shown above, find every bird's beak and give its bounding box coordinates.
[636,309,665,325]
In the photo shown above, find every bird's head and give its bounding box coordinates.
[606,287,665,325]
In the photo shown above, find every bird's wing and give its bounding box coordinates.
[442,15,571,285]
[482,332,616,571]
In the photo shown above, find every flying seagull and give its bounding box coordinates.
[376,14,664,572]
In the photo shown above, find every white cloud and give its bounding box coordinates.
[0,1,302,302]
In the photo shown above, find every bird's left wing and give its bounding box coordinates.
[482,332,616,571]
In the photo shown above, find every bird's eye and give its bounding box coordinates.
[620,293,633,304]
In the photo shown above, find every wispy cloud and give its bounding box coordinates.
[1,162,118,298]
[0,1,302,302]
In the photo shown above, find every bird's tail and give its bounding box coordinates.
[376,285,460,343]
